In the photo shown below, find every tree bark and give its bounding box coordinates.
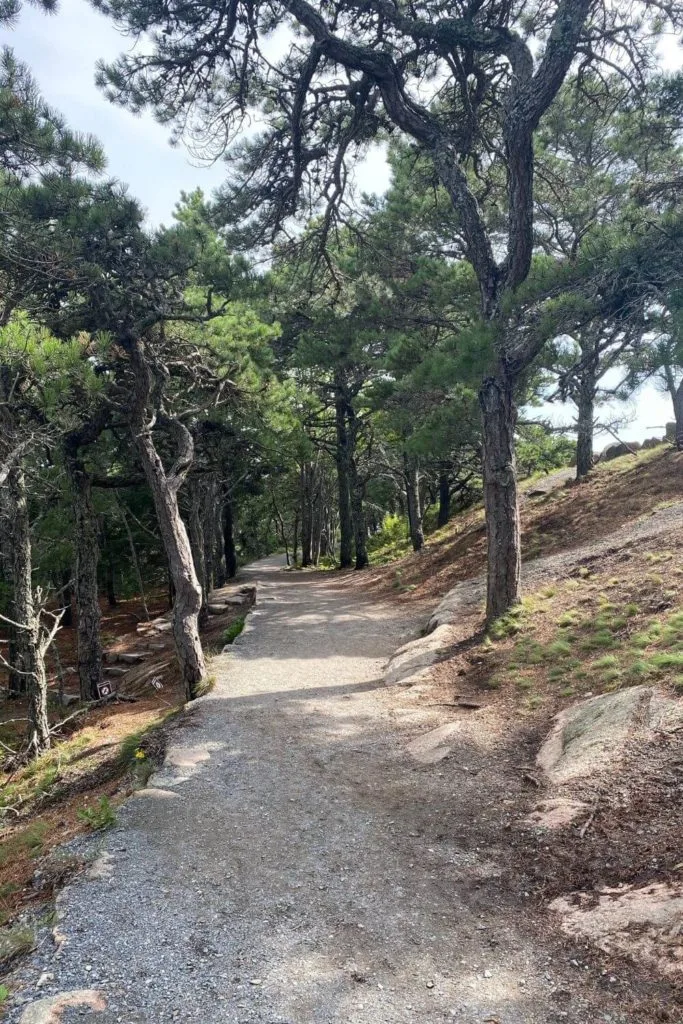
[105,558,117,608]
[188,480,209,628]
[7,467,50,755]
[479,371,521,621]
[334,381,354,569]
[575,378,595,481]
[126,336,206,702]
[437,472,451,527]
[403,453,424,553]
[300,462,313,567]
[223,499,238,578]
[213,492,227,588]
[66,456,103,701]
[0,514,23,697]
[668,373,683,452]
[346,406,368,570]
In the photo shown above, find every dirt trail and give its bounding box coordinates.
[8,557,636,1023]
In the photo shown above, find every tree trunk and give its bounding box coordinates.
[105,558,117,608]
[311,490,322,566]
[479,372,521,621]
[223,500,238,579]
[437,472,451,527]
[403,452,424,552]
[575,379,595,481]
[202,475,217,594]
[672,377,683,452]
[127,337,206,702]
[292,510,299,567]
[59,569,74,628]
[66,455,103,701]
[334,382,354,569]
[8,467,50,755]
[300,462,313,567]
[346,407,368,570]
[348,458,368,570]
[213,497,227,588]
[188,481,209,628]
[0,516,23,697]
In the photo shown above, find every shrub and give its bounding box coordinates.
[77,796,116,831]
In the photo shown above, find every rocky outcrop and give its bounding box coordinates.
[536,686,683,785]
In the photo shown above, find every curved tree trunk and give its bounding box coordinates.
[479,371,521,621]
[334,383,354,569]
[66,456,103,701]
[127,337,206,702]
[8,467,50,755]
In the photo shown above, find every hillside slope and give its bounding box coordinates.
[366,445,683,1017]
[364,446,683,603]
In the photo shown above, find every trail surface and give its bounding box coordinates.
[10,558,633,1023]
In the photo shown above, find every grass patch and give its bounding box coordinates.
[0,926,35,967]
[222,617,245,646]
[0,823,49,869]
[77,796,116,831]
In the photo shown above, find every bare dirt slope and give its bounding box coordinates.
[6,556,650,1024]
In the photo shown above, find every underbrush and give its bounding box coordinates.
[368,514,412,565]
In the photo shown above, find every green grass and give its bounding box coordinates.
[77,796,116,831]
[0,823,49,869]
[592,655,619,670]
[222,617,245,646]
[0,926,35,967]
[580,631,617,651]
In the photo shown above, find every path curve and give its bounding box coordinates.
[9,557,635,1023]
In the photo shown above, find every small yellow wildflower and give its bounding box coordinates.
[134,749,146,760]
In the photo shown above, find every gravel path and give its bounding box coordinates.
[8,557,635,1023]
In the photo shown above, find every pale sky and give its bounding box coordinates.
[4,1,681,444]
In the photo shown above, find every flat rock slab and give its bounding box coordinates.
[406,723,463,764]
[19,991,106,1023]
[384,624,453,686]
[550,881,683,978]
[537,686,653,784]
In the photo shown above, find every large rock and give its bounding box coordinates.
[426,576,485,634]
[600,440,641,461]
[406,723,463,764]
[537,686,683,784]
[384,624,453,686]
[550,881,683,979]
